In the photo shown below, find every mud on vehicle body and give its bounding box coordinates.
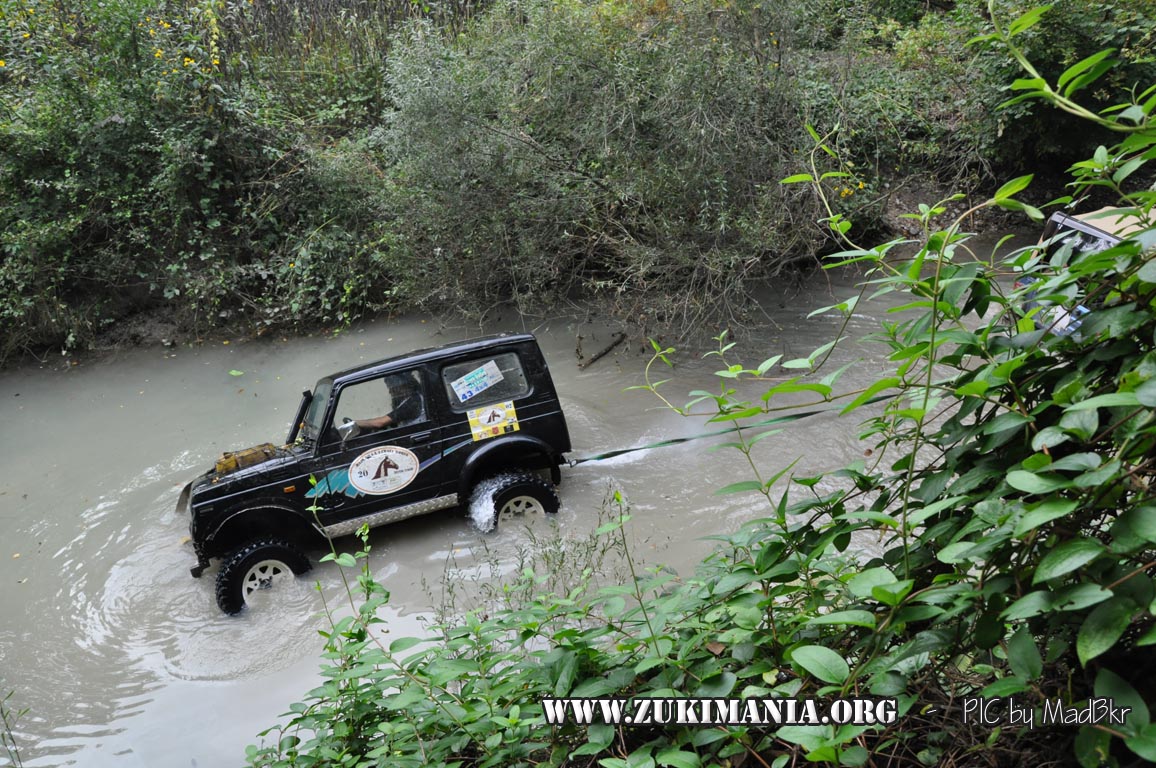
[176,333,572,614]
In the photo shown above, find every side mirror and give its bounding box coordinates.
[337,419,361,443]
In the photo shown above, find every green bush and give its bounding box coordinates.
[382,0,835,323]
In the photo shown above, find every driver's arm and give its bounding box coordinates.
[355,414,394,429]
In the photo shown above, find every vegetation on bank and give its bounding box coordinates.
[1,0,1153,364]
[243,5,1156,767]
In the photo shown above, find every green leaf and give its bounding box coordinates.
[781,173,815,184]
[1031,426,1069,451]
[938,541,979,565]
[1065,392,1141,410]
[696,671,737,697]
[1007,470,1071,494]
[1125,724,1156,762]
[1058,49,1116,91]
[840,377,899,414]
[981,676,1029,697]
[716,480,764,496]
[1135,378,1156,407]
[993,174,1033,201]
[1014,499,1077,537]
[1053,583,1112,612]
[1034,539,1105,584]
[1075,726,1110,768]
[656,748,702,768]
[983,411,1032,434]
[1002,591,1055,620]
[775,725,827,752]
[1077,597,1136,666]
[1095,667,1150,732]
[839,745,869,767]
[1138,624,1156,647]
[390,636,423,653]
[1137,260,1156,286]
[1007,628,1043,681]
[229,369,245,376]
[791,645,850,684]
[806,610,876,629]
[872,580,914,606]
[847,567,896,598]
[334,552,358,568]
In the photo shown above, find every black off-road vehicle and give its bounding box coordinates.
[177,333,572,614]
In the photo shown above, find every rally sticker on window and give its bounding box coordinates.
[450,360,504,403]
[467,401,520,442]
[349,445,420,495]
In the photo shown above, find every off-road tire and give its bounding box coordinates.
[472,471,560,531]
[215,538,311,615]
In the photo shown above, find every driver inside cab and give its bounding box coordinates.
[355,373,424,431]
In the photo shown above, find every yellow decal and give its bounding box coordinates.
[467,401,520,442]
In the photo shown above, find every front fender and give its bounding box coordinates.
[203,499,326,558]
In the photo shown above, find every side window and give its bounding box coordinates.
[332,370,428,438]
[442,352,529,412]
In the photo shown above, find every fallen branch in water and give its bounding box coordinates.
[578,331,626,370]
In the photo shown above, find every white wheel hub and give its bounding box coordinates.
[499,494,547,520]
[242,559,291,598]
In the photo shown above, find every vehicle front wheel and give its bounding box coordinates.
[469,471,560,532]
[215,538,311,615]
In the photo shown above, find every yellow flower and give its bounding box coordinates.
[858,181,865,189]
[0,60,6,68]
[212,58,219,65]
[22,32,29,38]
[183,56,194,66]
[154,48,163,58]
[149,29,155,36]
[289,262,295,269]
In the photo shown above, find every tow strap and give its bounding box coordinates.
[567,401,858,467]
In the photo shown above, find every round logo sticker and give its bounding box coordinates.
[349,446,420,496]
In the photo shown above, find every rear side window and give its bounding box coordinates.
[442,352,529,411]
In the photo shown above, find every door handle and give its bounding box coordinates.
[410,431,433,443]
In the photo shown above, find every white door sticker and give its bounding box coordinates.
[349,446,420,495]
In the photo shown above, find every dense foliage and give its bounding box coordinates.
[2,0,1154,363]
[245,5,1156,767]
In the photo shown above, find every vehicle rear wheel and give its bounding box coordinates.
[469,471,560,532]
[215,538,311,615]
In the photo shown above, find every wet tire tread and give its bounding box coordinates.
[474,471,560,530]
[215,538,311,615]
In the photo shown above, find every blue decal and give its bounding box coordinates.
[307,468,363,499]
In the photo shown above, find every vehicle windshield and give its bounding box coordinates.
[300,379,333,442]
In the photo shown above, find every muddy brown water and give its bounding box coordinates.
[0,267,956,767]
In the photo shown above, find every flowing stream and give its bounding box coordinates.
[0,256,1010,766]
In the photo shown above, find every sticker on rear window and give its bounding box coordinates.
[450,360,504,403]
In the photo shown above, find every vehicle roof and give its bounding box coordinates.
[1071,207,1149,238]
[325,333,539,386]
